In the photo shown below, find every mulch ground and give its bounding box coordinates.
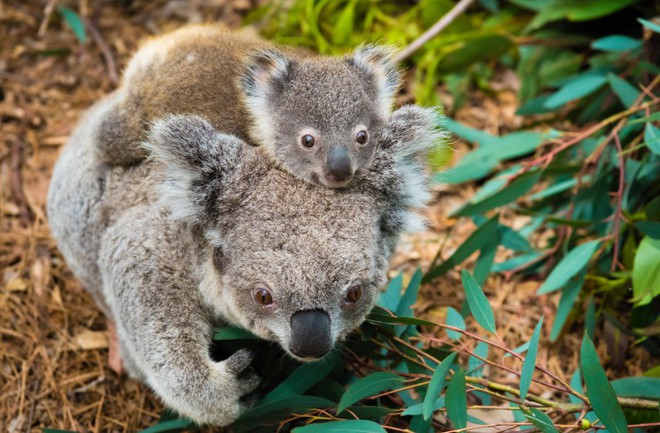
[0,1,653,432]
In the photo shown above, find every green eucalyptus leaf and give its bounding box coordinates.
[520,317,543,401]
[452,172,541,217]
[213,326,258,340]
[58,6,86,43]
[581,334,628,433]
[644,123,660,155]
[520,406,558,433]
[423,352,457,420]
[611,377,660,399]
[425,216,499,283]
[632,236,660,306]
[331,0,356,45]
[138,418,195,433]
[445,307,466,340]
[592,35,642,52]
[550,272,585,342]
[467,341,489,378]
[537,240,601,295]
[607,73,640,107]
[635,221,660,239]
[639,18,660,33]
[543,74,607,109]
[404,398,445,416]
[377,274,403,312]
[337,372,405,414]
[461,270,496,333]
[446,369,467,430]
[293,420,387,433]
[628,113,660,124]
[263,352,340,403]
[396,269,423,318]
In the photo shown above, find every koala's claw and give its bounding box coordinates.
[224,349,260,396]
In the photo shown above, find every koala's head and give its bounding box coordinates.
[145,108,442,361]
[240,45,401,189]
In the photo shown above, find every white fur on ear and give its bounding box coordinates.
[349,45,401,118]
[142,114,245,225]
[240,49,292,151]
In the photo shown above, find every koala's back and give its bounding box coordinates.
[47,96,156,314]
[97,26,285,165]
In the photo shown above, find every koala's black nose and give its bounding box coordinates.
[326,147,353,182]
[289,309,332,360]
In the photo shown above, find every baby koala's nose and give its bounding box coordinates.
[289,309,332,360]
[325,147,353,183]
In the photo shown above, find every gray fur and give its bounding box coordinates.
[97,26,402,188]
[47,97,442,424]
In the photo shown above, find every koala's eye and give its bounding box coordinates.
[355,130,368,145]
[345,285,362,304]
[301,134,316,148]
[254,287,273,306]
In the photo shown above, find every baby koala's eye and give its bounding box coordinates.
[345,284,363,304]
[355,130,368,145]
[301,134,316,148]
[253,286,273,306]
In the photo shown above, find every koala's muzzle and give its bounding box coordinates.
[289,309,332,360]
[325,147,353,183]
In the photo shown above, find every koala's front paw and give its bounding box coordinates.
[152,349,261,427]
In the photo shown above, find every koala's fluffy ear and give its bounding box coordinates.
[370,105,446,235]
[240,49,292,145]
[348,45,401,118]
[143,114,245,226]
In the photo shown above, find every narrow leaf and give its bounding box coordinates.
[632,236,660,306]
[452,172,541,217]
[543,75,607,109]
[423,352,458,420]
[263,352,339,403]
[445,307,465,340]
[424,216,499,283]
[467,341,489,378]
[58,6,86,43]
[377,274,403,312]
[213,326,258,340]
[446,369,467,430]
[537,240,601,294]
[520,317,544,401]
[607,73,640,107]
[612,377,660,399]
[520,406,559,433]
[461,270,496,333]
[337,372,404,414]
[550,273,585,342]
[592,35,642,52]
[644,123,660,155]
[293,420,387,433]
[138,418,195,433]
[396,269,423,318]
[404,398,444,416]
[639,18,660,33]
[580,334,628,433]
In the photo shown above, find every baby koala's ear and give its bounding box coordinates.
[240,49,292,146]
[143,114,245,226]
[369,105,446,235]
[379,105,445,157]
[348,45,401,117]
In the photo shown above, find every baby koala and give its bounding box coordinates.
[48,91,442,426]
[97,25,401,188]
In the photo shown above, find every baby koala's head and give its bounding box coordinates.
[240,45,400,188]
[146,109,441,361]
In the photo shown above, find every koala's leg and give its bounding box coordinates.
[101,210,259,426]
[94,90,149,166]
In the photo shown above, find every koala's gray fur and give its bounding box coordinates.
[47,84,443,425]
[96,25,401,188]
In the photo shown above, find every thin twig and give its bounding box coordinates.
[394,0,475,63]
[82,16,119,85]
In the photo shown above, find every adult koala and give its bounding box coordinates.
[47,96,442,425]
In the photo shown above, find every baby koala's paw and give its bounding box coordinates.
[379,105,442,152]
[210,349,261,423]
